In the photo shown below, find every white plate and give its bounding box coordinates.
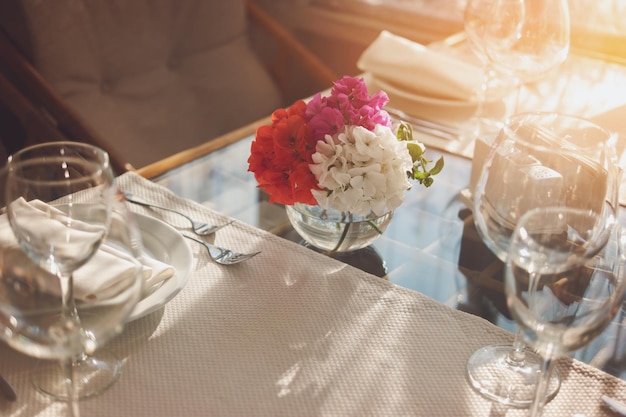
[364,73,508,125]
[367,75,479,109]
[127,213,193,321]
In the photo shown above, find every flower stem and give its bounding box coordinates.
[368,219,384,235]
[330,214,385,253]
[331,213,353,252]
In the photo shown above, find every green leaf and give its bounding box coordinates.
[396,121,413,142]
[430,157,445,175]
[407,142,424,159]
[394,119,444,188]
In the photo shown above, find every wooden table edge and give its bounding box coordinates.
[135,115,271,179]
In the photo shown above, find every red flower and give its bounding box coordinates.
[248,100,320,205]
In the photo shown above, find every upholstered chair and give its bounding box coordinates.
[0,0,336,170]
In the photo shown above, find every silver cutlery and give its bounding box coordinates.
[125,192,233,236]
[386,107,464,141]
[183,235,260,265]
[0,372,16,402]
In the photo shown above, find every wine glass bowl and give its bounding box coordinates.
[464,0,525,65]
[506,207,625,416]
[0,142,143,414]
[474,112,618,261]
[465,0,570,83]
[5,145,112,274]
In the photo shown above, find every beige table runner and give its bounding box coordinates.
[1,171,625,416]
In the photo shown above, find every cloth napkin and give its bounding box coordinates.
[0,198,174,301]
[357,30,483,102]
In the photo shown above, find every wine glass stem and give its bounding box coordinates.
[507,77,523,122]
[506,329,527,366]
[63,357,80,417]
[613,302,626,361]
[59,273,78,321]
[470,62,498,136]
[59,273,81,417]
[529,357,555,417]
[474,64,491,119]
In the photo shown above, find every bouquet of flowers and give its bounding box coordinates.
[247,76,443,217]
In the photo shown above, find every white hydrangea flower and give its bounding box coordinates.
[310,124,413,217]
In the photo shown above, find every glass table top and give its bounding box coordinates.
[151,134,626,380]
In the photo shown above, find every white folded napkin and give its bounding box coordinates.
[357,30,483,102]
[0,198,175,301]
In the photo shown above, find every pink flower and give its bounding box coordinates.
[306,76,391,141]
[308,106,345,141]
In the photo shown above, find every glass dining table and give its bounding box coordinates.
[149,126,505,300]
[135,37,626,380]
[142,128,626,380]
[127,37,626,384]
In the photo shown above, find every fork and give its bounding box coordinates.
[385,106,464,141]
[125,192,233,236]
[183,235,261,265]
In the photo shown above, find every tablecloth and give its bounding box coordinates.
[1,171,625,416]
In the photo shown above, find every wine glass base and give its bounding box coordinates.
[467,345,561,407]
[33,349,123,401]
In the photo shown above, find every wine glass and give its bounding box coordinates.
[464,0,523,135]
[468,112,620,406]
[464,0,571,196]
[464,0,570,118]
[0,142,144,416]
[505,206,625,416]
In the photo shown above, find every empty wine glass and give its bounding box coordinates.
[0,142,144,416]
[464,0,524,135]
[506,207,625,416]
[464,0,571,197]
[465,0,570,118]
[468,112,620,406]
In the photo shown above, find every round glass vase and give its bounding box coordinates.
[285,203,393,253]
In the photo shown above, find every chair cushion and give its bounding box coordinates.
[2,0,283,168]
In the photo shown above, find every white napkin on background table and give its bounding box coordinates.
[0,198,174,300]
[357,30,483,102]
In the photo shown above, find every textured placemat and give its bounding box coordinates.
[0,171,624,416]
